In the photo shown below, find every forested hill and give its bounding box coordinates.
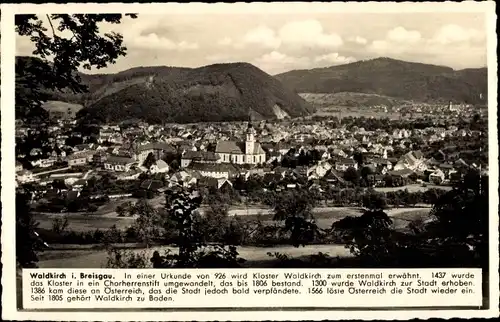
[274,57,487,104]
[31,59,314,124]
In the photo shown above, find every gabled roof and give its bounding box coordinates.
[140,179,164,191]
[188,162,238,174]
[388,169,414,177]
[323,169,346,183]
[138,142,176,153]
[152,159,169,170]
[182,150,219,162]
[215,141,244,154]
[106,155,135,165]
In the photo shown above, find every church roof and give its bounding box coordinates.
[215,141,245,154]
[215,140,265,155]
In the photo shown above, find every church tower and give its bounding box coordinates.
[245,123,256,155]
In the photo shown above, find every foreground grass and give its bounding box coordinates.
[37,244,354,269]
[34,207,431,233]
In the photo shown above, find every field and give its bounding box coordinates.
[34,205,431,233]
[37,244,354,269]
[374,184,452,193]
[42,100,83,119]
[34,205,431,269]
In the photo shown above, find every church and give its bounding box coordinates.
[215,123,266,165]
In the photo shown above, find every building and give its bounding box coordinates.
[335,158,358,172]
[181,151,219,168]
[187,162,238,180]
[393,150,427,172]
[16,170,36,184]
[67,151,94,168]
[134,142,176,164]
[104,155,136,172]
[149,160,170,174]
[215,123,266,165]
[429,169,445,184]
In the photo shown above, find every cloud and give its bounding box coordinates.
[130,33,199,51]
[349,36,368,45]
[431,24,484,45]
[235,19,343,51]
[368,23,485,58]
[217,37,233,46]
[315,53,356,65]
[253,51,310,74]
[239,25,281,49]
[278,19,343,49]
[387,27,421,43]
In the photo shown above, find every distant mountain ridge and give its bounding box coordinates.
[274,57,487,104]
[31,60,314,124]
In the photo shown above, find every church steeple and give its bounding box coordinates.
[245,122,256,154]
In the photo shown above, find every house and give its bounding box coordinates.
[388,169,415,185]
[335,158,358,172]
[16,170,36,184]
[71,179,87,191]
[187,162,238,180]
[169,170,199,187]
[307,161,332,180]
[215,123,266,165]
[149,160,170,174]
[369,158,393,171]
[438,163,455,178]
[393,150,427,172]
[31,157,57,168]
[367,174,385,187]
[117,169,142,181]
[266,151,283,165]
[135,142,176,164]
[67,151,94,167]
[104,155,136,172]
[181,151,219,168]
[429,169,445,185]
[93,151,107,165]
[198,177,233,190]
[323,169,346,185]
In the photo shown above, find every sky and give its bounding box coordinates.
[15,9,488,75]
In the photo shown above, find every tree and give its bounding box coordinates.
[143,152,156,169]
[362,190,387,210]
[344,167,360,186]
[200,199,230,243]
[360,166,373,180]
[331,209,395,265]
[16,193,45,268]
[273,189,320,247]
[131,199,162,247]
[15,14,137,121]
[353,151,364,168]
[51,215,69,235]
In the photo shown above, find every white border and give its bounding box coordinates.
[1,2,498,320]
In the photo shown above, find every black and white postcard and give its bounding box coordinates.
[1,2,498,321]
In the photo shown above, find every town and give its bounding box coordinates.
[15,103,487,241]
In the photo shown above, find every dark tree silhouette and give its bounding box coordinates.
[15,14,137,266]
[142,152,157,169]
[273,189,320,247]
[16,193,46,268]
[344,167,360,185]
[15,14,137,122]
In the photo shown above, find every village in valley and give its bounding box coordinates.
[13,11,489,271]
[15,98,488,266]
